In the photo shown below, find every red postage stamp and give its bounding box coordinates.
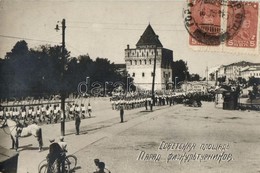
[186,0,223,46]
[226,2,259,48]
[184,0,259,53]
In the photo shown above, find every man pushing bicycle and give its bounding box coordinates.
[47,138,63,173]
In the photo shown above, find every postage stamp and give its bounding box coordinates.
[183,0,259,54]
[226,2,259,48]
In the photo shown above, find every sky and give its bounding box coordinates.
[0,0,259,77]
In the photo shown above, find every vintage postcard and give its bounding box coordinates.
[0,0,259,173]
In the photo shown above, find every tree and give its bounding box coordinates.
[30,44,70,95]
[0,41,126,99]
[0,41,72,98]
[189,73,200,81]
[172,60,189,83]
[5,40,29,60]
[3,40,31,97]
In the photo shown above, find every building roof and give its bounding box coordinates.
[241,67,260,72]
[136,24,163,48]
[226,61,256,67]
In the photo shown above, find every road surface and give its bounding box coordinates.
[0,97,260,173]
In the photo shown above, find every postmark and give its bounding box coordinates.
[184,0,245,46]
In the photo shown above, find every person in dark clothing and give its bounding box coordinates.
[94,158,100,170]
[75,113,81,135]
[93,160,111,173]
[48,139,62,173]
[144,99,148,110]
[119,104,124,123]
[169,96,173,106]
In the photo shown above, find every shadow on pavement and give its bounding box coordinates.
[18,145,49,152]
[70,166,82,173]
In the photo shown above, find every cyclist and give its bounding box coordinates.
[47,138,63,173]
[58,136,67,172]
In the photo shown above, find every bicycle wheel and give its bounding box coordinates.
[66,155,77,170]
[38,158,47,172]
[62,159,70,173]
[39,163,48,173]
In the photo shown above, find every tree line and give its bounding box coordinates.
[0,40,125,99]
[0,40,197,99]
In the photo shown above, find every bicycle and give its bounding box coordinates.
[38,154,77,173]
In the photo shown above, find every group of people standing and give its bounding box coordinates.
[110,94,180,112]
[0,104,62,125]
[110,96,152,111]
[66,102,92,120]
[0,102,92,129]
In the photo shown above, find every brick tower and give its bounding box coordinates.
[125,24,173,91]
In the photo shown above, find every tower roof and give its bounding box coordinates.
[136,24,163,48]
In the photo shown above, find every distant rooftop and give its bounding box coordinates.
[227,61,260,67]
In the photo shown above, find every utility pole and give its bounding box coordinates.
[61,19,66,136]
[175,77,178,91]
[215,70,218,87]
[206,66,208,89]
[56,19,66,136]
[151,46,157,111]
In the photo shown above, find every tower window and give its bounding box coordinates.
[135,60,137,65]
[140,60,142,65]
[144,60,147,65]
[147,51,148,56]
[149,59,152,64]
[130,60,132,65]
[132,73,135,77]
[151,72,154,77]
[142,72,145,77]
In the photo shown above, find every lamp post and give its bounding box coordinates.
[151,46,157,111]
[55,19,66,136]
[175,76,178,91]
[168,77,171,90]
[104,81,108,97]
[86,76,90,95]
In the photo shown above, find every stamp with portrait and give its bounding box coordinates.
[226,2,259,49]
[183,0,259,54]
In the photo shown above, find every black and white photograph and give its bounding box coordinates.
[0,0,259,172]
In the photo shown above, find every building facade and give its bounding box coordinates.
[125,24,173,90]
[208,61,260,82]
[241,67,260,79]
[180,81,209,93]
